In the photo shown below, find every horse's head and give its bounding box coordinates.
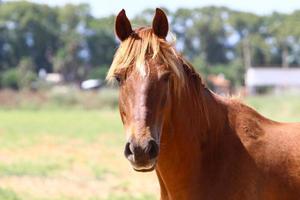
[107,9,185,172]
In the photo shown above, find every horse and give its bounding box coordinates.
[107,8,300,200]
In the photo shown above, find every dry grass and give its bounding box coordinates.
[0,136,159,199]
[0,109,158,200]
[0,88,118,110]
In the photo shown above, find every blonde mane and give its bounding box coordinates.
[106,28,189,83]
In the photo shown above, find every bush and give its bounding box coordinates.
[192,56,245,87]
[1,69,19,90]
[0,69,37,90]
[19,71,37,89]
[0,58,37,90]
[17,57,37,89]
[47,86,119,109]
[87,66,109,80]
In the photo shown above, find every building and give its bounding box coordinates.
[245,67,300,94]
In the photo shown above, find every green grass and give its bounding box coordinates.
[0,160,64,177]
[246,94,300,122]
[0,109,123,147]
[90,164,115,180]
[0,188,21,200]
[0,108,157,200]
[0,93,299,200]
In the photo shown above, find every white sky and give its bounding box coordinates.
[6,0,300,18]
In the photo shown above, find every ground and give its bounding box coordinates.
[0,92,299,200]
[0,109,158,200]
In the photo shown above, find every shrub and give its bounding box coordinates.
[192,56,245,87]
[0,58,37,90]
[87,66,109,80]
[1,69,19,90]
[18,71,37,89]
[17,57,37,89]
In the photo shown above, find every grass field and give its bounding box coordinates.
[0,93,299,200]
[246,94,300,122]
[0,109,158,200]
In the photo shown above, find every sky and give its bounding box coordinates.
[6,0,300,18]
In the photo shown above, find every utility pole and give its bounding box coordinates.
[243,35,251,89]
[242,34,253,94]
[243,36,251,70]
[282,43,289,68]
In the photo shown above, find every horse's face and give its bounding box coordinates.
[112,9,170,172]
[118,59,171,172]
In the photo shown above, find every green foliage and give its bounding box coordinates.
[1,2,300,87]
[0,1,116,84]
[47,88,119,109]
[17,58,37,88]
[0,69,19,89]
[0,58,37,90]
[87,66,109,80]
[193,56,244,86]
[0,88,119,110]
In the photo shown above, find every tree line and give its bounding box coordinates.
[0,2,300,89]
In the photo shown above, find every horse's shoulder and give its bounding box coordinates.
[226,100,268,142]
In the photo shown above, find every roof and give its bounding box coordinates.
[245,67,300,87]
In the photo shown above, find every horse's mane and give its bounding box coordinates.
[107,27,210,129]
[107,28,189,83]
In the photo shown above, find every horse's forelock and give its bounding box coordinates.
[106,28,185,84]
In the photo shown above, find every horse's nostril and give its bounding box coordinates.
[124,142,133,158]
[125,140,159,161]
[147,140,159,159]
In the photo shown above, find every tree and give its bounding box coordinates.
[0,2,60,72]
[86,16,116,67]
[266,11,300,67]
[173,7,231,64]
[1,2,300,89]
[228,11,262,67]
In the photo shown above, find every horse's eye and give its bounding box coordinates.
[114,75,122,85]
[160,72,171,82]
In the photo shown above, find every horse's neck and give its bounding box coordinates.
[156,81,230,197]
[161,81,229,158]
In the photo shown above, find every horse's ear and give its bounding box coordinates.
[115,9,133,41]
[152,8,169,39]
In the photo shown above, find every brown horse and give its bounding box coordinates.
[107,8,300,200]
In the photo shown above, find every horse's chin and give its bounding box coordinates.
[132,162,156,172]
[133,165,155,172]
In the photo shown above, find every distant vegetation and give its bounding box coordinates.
[1,2,300,89]
[0,88,118,110]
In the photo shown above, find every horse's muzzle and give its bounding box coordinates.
[124,139,159,172]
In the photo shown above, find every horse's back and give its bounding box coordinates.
[262,122,300,189]
[229,101,300,199]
